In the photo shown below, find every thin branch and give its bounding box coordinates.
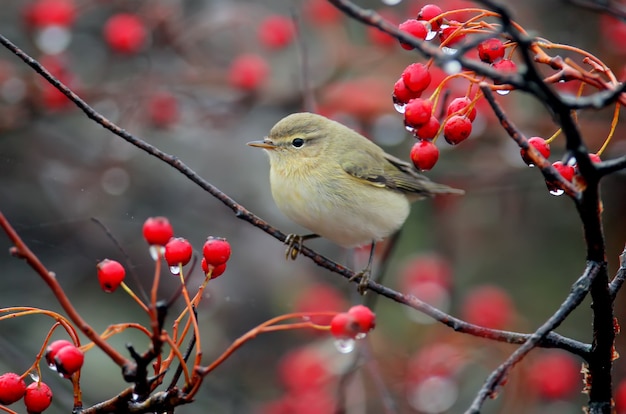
[608,245,626,299]
[466,260,603,413]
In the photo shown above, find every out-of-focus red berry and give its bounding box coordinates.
[600,15,626,54]
[24,382,53,413]
[202,237,231,266]
[303,0,342,25]
[407,344,465,383]
[477,38,505,63]
[103,13,147,54]
[615,379,626,413]
[278,348,328,394]
[443,115,472,145]
[367,9,398,47]
[461,285,514,330]
[0,372,26,405]
[401,63,431,94]
[24,0,76,29]
[405,98,433,128]
[410,140,440,171]
[400,253,453,290]
[446,97,476,121]
[293,284,346,325]
[142,217,174,246]
[417,4,443,31]
[97,259,126,293]
[259,15,295,50]
[347,305,376,333]
[398,19,428,50]
[521,137,550,166]
[528,352,580,400]
[54,345,84,377]
[148,92,179,128]
[164,237,193,267]
[228,54,269,91]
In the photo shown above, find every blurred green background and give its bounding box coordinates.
[0,0,625,413]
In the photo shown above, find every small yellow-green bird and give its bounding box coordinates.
[248,112,463,289]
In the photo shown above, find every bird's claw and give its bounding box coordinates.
[284,234,303,260]
[349,268,371,295]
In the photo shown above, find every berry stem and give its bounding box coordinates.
[597,102,620,156]
[177,269,202,384]
[120,282,150,314]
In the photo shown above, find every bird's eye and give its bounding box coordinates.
[291,138,305,148]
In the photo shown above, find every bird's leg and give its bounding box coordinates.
[284,233,319,260]
[349,240,376,295]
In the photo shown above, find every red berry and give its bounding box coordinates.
[202,237,231,266]
[97,259,126,293]
[589,153,601,163]
[520,137,550,166]
[24,0,76,29]
[45,339,73,367]
[228,54,269,91]
[393,77,421,105]
[0,372,26,405]
[24,382,52,413]
[404,98,433,128]
[552,161,575,182]
[303,0,342,25]
[443,115,472,145]
[103,13,147,54]
[446,97,476,121]
[201,258,227,279]
[347,305,376,333]
[415,116,441,140]
[417,4,443,31]
[493,59,517,89]
[461,285,514,330]
[401,63,431,94]
[410,140,440,171]
[400,253,452,290]
[148,92,179,128]
[54,345,84,378]
[616,380,626,413]
[528,352,579,399]
[439,22,466,47]
[329,312,359,339]
[142,216,174,246]
[367,9,399,47]
[278,348,328,395]
[477,38,505,64]
[398,19,428,50]
[259,15,295,49]
[164,237,193,267]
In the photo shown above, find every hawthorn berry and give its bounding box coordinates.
[417,4,443,31]
[45,339,73,367]
[329,312,359,339]
[142,216,174,246]
[54,345,84,377]
[401,63,431,94]
[148,92,179,128]
[415,116,441,140]
[446,97,476,121]
[398,19,428,50]
[520,137,550,166]
[439,22,466,47]
[404,98,433,128]
[347,305,376,333]
[258,15,295,50]
[24,382,52,413]
[493,59,517,89]
[303,0,342,25]
[393,77,421,105]
[616,380,626,413]
[410,140,440,171]
[202,237,231,266]
[103,13,147,54]
[443,115,472,145]
[552,161,575,182]
[201,258,227,278]
[461,285,514,330]
[164,237,193,267]
[97,259,126,293]
[477,38,505,64]
[278,348,328,394]
[589,153,601,163]
[0,372,26,405]
[528,352,579,399]
[228,54,269,91]
[24,0,76,29]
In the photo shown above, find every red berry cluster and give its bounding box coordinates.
[45,339,84,378]
[329,305,376,339]
[0,372,53,413]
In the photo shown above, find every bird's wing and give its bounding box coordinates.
[339,147,443,197]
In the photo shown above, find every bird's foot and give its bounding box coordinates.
[284,234,304,260]
[349,267,371,295]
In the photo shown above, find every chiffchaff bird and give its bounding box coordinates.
[248,112,463,291]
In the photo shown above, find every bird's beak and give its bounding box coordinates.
[247,138,277,150]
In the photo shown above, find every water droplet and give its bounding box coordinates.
[355,332,367,340]
[381,0,402,5]
[407,376,458,413]
[442,46,457,55]
[169,265,181,275]
[394,102,406,113]
[35,26,72,54]
[149,245,164,261]
[29,372,40,382]
[405,125,415,133]
[527,163,536,168]
[549,188,564,196]
[132,393,140,401]
[334,338,356,353]
[443,60,461,75]
[496,89,511,96]
[426,30,437,41]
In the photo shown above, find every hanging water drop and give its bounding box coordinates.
[496,89,511,96]
[29,372,40,382]
[334,338,356,354]
[169,265,181,275]
[149,245,160,261]
[442,46,457,55]
[443,60,461,75]
[426,30,437,41]
[549,188,564,196]
[405,125,416,134]
[355,332,367,340]
[394,102,406,113]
